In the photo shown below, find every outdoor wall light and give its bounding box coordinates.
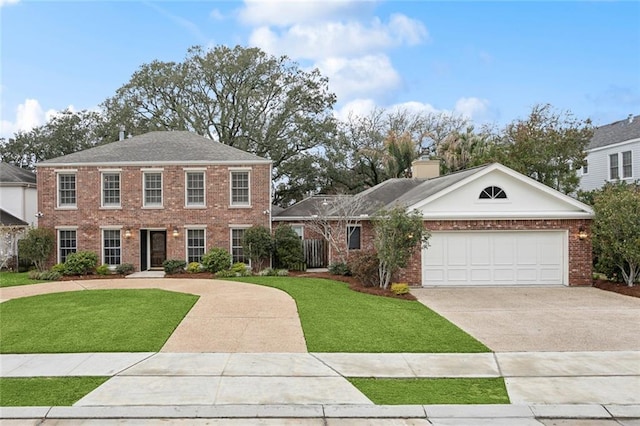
[173,227,179,238]
[578,226,588,240]
[124,229,132,239]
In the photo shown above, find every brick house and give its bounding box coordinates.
[274,160,594,287]
[36,131,272,271]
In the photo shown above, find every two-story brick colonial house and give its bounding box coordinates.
[36,131,272,271]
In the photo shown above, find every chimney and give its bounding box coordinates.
[411,158,440,179]
[118,125,125,141]
[628,114,634,124]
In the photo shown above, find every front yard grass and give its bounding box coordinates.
[0,377,108,406]
[0,289,198,353]
[0,271,45,288]
[348,377,510,405]
[234,276,489,353]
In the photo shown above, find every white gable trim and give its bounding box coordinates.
[408,163,594,217]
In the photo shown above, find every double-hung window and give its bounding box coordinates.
[231,228,247,264]
[609,154,620,180]
[102,172,121,207]
[143,171,163,207]
[57,172,77,208]
[622,151,632,178]
[58,229,77,263]
[347,225,361,250]
[230,170,250,206]
[186,228,206,263]
[185,171,205,207]
[102,229,121,266]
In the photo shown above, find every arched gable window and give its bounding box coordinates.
[479,186,507,199]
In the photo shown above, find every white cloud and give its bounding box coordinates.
[317,55,401,101]
[238,0,370,27]
[209,9,225,21]
[249,14,427,60]
[0,99,74,139]
[334,98,378,121]
[389,101,440,116]
[0,0,20,7]
[454,97,490,120]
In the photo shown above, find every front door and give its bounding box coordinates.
[150,231,166,268]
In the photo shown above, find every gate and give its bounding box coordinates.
[303,239,328,268]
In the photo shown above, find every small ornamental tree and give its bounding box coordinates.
[371,205,430,289]
[243,225,273,271]
[17,227,55,272]
[592,182,640,286]
[273,225,304,269]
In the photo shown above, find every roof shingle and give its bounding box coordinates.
[589,114,640,150]
[0,163,37,185]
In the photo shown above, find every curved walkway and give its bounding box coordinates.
[0,279,307,353]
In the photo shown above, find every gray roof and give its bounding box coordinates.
[274,165,490,219]
[589,114,640,150]
[38,131,270,166]
[0,163,36,185]
[0,209,28,226]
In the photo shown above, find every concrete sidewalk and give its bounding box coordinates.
[1,351,639,423]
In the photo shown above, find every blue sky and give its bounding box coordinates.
[1,0,639,139]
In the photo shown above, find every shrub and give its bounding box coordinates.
[349,251,380,288]
[63,251,99,276]
[17,228,55,272]
[51,263,66,274]
[96,264,110,275]
[29,270,62,281]
[215,269,236,278]
[243,225,273,271]
[328,262,351,276]
[231,262,252,276]
[201,248,232,273]
[258,268,289,277]
[186,262,202,273]
[276,269,289,276]
[390,283,410,295]
[115,263,135,275]
[258,268,275,276]
[274,225,304,269]
[163,259,187,274]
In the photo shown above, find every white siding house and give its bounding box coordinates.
[0,163,38,226]
[579,114,640,192]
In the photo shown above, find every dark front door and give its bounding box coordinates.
[150,231,166,268]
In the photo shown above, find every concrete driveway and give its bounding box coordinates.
[411,286,640,352]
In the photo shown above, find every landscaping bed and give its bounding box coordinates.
[593,279,640,298]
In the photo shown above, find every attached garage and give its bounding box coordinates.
[422,231,567,286]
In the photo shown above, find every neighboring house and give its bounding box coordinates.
[36,131,272,271]
[274,160,594,287]
[579,114,640,192]
[0,162,38,227]
[0,209,29,269]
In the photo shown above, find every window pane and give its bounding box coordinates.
[610,154,619,179]
[231,228,247,263]
[59,230,77,263]
[58,174,76,206]
[103,229,121,266]
[231,171,249,205]
[102,173,120,206]
[622,151,632,178]
[187,229,205,263]
[186,172,205,206]
[144,173,162,206]
[347,226,361,250]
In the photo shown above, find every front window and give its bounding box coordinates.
[610,154,619,180]
[186,172,205,207]
[231,228,247,264]
[187,229,205,263]
[102,172,121,207]
[622,151,632,178]
[144,172,163,207]
[347,225,361,250]
[231,171,250,206]
[103,229,121,266]
[58,173,76,207]
[59,229,77,263]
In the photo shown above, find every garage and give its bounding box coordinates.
[422,231,567,286]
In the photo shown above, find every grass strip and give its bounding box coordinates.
[233,276,489,353]
[348,377,510,405]
[0,289,198,353]
[0,271,46,288]
[0,377,108,406]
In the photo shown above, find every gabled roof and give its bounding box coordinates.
[589,114,640,150]
[0,209,28,227]
[37,131,270,167]
[0,163,37,186]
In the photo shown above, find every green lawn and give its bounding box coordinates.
[0,377,108,406]
[0,271,46,288]
[0,289,199,353]
[349,378,510,405]
[233,277,489,353]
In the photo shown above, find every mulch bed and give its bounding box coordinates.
[58,274,127,281]
[592,279,640,298]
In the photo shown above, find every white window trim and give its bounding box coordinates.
[230,226,251,265]
[185,170,206,208]
[101,228,122,268]
[229,168,251,207]
[101,171,122,209]
[582,159,589,176]
[609,153,620,181]
[621,150,633,179]
[291,225,304,239]
[57,227,78,264]
[56,171,78,209]
[185,227,207,264]
[142,171,164,208]
[347,224,362,251]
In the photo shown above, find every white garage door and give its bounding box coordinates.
[422,231,566,286]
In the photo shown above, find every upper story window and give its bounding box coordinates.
[57,172,77,208]
[610,154,619,180]
[622,151,633,178]
[230,170,250,206]
[347,225,361,250]
[479,186,507,200]
[143,171,163,207]
[185,171,205,207]
[582,160,588,175]
[102,172,121,207]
